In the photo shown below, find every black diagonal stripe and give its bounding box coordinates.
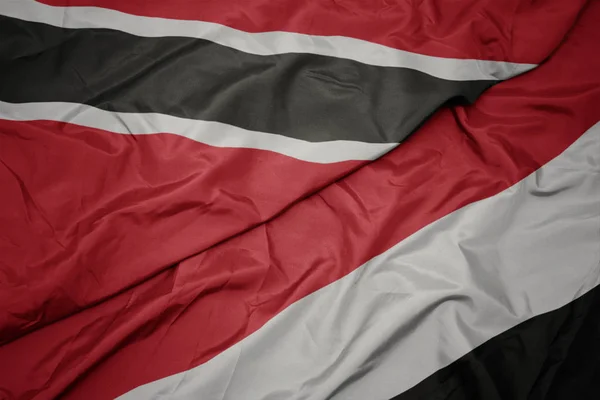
[390,285,600,400]
[0,15,493,144]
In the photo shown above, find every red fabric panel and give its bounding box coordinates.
[2,2,599,398]
[37,0,587,63]
[0,121,361,343]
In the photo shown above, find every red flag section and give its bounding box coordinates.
[0,118,364,343]
[38,0,586,63]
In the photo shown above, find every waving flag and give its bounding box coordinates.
[0,1,598,399]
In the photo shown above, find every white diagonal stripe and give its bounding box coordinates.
[0,0,535,82]
[0,101,396,164]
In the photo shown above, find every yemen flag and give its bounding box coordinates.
[0,0,598,399]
